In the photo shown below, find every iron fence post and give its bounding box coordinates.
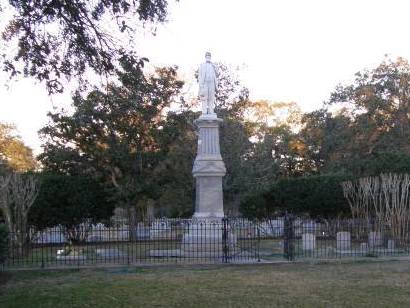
[222,217,228,263]
[257,221,261,262]
[284,214,295,261]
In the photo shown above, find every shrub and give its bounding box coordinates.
[240,174,352,219]
[29,173,115,242]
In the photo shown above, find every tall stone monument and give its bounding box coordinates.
[193,51,226,218]
[181,52,229,255]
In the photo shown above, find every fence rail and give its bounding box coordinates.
[2,216,410,269]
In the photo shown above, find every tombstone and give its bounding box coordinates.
[270,219,284,236]
[95,248,126,259]
[302,220,316,234]
[86,223,105,242]
[387,239,395,250]
[360,242,368,251]
[34,226,67,244]
[87,235,105,242]
[368,231,382,247]
[133,223,150,239]
[258,220,283,237]
[293,218,303,236]
[150,219,171,239]
[337,231,351,250]
[302,233,316,251]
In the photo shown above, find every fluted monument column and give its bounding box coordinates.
[192,114,226,218]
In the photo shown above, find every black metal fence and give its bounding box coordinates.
[1,218,260,269]
[2,216,410,269]
[259,215,410,261]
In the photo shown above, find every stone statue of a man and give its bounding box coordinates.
[198,52,217,115]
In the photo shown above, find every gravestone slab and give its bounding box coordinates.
[337,231,351,250]
[368,231,382,247]
[302,233,316,251]
[95,248,126,259]
[387,239,395,250]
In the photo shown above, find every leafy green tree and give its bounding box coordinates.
[0,123,38,172]
[152,111,198,217]
[29,173,114,242]
[38,55,184,224]
[240,101,308,186]
[296,57,410,177]
[325,57,410,172]
[1,0,174,93]
[298,109,352,174]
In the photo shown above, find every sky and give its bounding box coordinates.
[2,0,410,154]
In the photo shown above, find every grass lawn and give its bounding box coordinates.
[1,261,410,307]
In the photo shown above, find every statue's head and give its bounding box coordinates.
[205,52,211,62]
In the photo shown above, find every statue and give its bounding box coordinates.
[198,52,217,115]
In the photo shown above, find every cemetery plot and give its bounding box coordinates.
[2,217,410,269]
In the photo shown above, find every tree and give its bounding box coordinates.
[295,57,410,177]
[38,55,184,225]
[0,173,39,255]
[298,109,353,174]
[0,123,38,172]
[152,111,198,217]
[342,173,410,244]
[29,173,114,242]
[241,101,308,183]
[1,0,174,93]
[325,57,410,170]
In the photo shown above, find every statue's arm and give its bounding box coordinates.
[198,65,204,86]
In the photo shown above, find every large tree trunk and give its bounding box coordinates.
[0,173,39,257]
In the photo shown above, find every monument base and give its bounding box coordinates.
[149,218,237,259]
[181,218,236,257]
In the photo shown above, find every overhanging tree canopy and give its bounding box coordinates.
[1,0,173,93]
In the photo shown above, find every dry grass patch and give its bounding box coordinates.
[1,261,410,307]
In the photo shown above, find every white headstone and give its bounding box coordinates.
[302,220,316,233]
[368,231,382,247]
[302,233,316,251]
[337,231,351,250]
[387,239,395,250]
[360,242,368,251]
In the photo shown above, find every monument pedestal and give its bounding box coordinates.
[192,115,226,217]
[181,219,225,257]
[181,114,236,256]
[149,114,236,259]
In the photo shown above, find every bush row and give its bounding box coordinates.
[240,174,353,219]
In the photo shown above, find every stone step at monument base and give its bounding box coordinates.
[181,226,236,254]
[149,219,238,259]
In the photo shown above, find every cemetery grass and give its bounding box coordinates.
[2,261,410,307]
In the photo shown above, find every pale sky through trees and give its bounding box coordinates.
[1,0,410,154]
